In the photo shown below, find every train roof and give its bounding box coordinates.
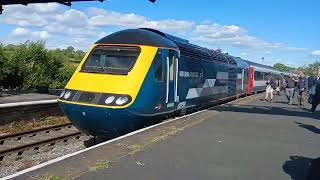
[141,28,237,65]
[96,29,178,49]
[97,28,237,66]
[232,57,249,68]
[245,60,283,74]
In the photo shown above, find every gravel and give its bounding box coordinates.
[0,136,91,178]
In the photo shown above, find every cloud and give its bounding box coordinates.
[0,4,60,27]
[192,23,306,52]
[11,27,50,40]
[240,52,248,57]
[0,4,309,61]
[11,27,29,36]
[311,50,320,56]
[55,9,89,27]
[87,7,194,33]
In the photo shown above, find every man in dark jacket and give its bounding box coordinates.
[311,75,320,112]
[297,71,308,107]
[286,74,297,105]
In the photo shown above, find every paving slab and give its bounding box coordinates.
[9,93,320,180]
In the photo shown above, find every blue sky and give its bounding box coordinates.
[0,0,319,67]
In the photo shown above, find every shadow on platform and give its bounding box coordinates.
[283,156,312,180]
[212,102,320,121]
[295,122,320,135]
[283,156,320,180]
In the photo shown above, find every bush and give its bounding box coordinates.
[0,41,78,90]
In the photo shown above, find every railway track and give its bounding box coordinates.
[0,123,84,162]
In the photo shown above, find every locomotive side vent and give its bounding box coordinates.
[140,28,234,65]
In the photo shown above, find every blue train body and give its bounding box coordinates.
[58,28,281,137]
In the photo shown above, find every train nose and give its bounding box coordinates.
[58,102,137,137]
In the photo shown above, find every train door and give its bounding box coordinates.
[165,49,179,110]
[241,68,245,91]
[228,65,237,96]
[247,66,254,94]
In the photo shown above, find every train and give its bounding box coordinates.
[58,28,285,137]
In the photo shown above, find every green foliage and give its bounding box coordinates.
[273,62,320,77]
[0,44,6,84]
[0,41,83,90]
[301,61,320,76]
[273,63,295,72]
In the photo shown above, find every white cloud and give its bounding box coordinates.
[30,3,60,13]
[264,51,272,54]
[11,27,50,40]
[0,5,309,59]
[55,9,89,27]
[311,50,320,56]
[11,27,29,36]
[1,6,193,49]
[240,52,248,57]
[0,4,60,27]
[87,8,193,33]
[192,23,306,52]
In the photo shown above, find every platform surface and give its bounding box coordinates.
[11,93,320,180]
[0,93,58,104]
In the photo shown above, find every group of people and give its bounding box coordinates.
[264,68,320,112]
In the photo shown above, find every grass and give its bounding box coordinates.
[149,126,184,145]
[118,143,145,155]
[42,175,69,180]
[118,126,184,155]
[89,161,112,172]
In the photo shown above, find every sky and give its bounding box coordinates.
[0,0,319,67]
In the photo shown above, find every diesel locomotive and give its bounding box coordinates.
[58,28,283,137]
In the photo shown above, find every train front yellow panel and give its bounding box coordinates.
[65,45,157,102]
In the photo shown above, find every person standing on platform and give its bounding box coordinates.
[311,72,320,112]
[285,74,297,105]
[308,75,317,104]
[275,76,281,95]
[297,71,308,108]
[265,72,276,102]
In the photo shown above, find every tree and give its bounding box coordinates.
[0,41,76,90]
[64,46,75,58]
[301,61,320,76]
[273,63,295,72]
[0,44,7,87]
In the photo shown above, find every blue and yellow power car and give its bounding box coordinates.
[58,28,283,137]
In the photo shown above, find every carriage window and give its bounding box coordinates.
[154,51,164,81]
[254,71,265,81]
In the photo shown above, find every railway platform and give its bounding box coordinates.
[7,93,320,180]
[0,92,59,104]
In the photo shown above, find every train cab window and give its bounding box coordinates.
[81,46,140,74]
[153,51,164,81]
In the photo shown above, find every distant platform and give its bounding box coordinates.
[0,93,59,104]
[6,93,320,180]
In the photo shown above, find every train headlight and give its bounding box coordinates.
[59,90,65,98]
[64,91,71,99]
[115,96,128,105]
[105,96,115,104]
